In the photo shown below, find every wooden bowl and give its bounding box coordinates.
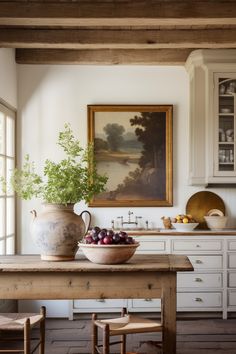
[79,243,140,264]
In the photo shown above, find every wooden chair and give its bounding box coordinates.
[92,308,162,354]
[0,306,46,354]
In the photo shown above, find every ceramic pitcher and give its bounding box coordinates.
[30,203,91,261]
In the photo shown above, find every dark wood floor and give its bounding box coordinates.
[1,316,236,354]
[43,316,236,354]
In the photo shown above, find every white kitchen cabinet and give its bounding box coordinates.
[172,239,222,252]
[70,232,236,319]
[228,273,236,287]
[177,273,222,288]
[131,298,161,309]
[71,299,128,317]
[185,49,236,185]
[177,292,222,309]
[227,239,236,313]
[228,254,236,268]
[187,255,222,269]
[228,291,236,306]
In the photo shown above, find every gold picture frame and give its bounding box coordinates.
[88,105,173,207]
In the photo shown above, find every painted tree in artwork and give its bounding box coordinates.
[94,137,108,152]
[115,111,166,199]
[103,123,125,151]
[130,112,166,169]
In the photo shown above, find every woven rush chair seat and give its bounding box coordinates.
[98,314,162,335]
[0,313,44,330]
[0,306,46,354]
[92,308,163,354]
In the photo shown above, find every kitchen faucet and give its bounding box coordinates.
[117,211,142,229]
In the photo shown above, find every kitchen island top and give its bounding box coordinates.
[0,254,193,354]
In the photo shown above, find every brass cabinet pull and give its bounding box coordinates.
[195,259,203,264]
[195,277,203,282]
[194,297,203,302]
[96,299,105,302]
[144,298,152,302]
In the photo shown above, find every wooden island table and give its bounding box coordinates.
[0,254,193,354]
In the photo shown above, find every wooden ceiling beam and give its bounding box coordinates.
[2,28,236,49]
[1,1,236,27]
[15,48,193,65]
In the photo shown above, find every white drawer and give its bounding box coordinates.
[188,255,222,269]
[73,299,126,309]
[228,241,236,251]
[136,240,166,253]
[132,299,161,308]
[178,273,222,288]
[228,272,236,287]
[177,292,222,308]
[228,254,236,268]
[228,290,236,306]
[173,240,222,252]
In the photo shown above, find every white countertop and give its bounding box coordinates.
[121,229,236,236]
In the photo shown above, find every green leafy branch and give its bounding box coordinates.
[1,124,108,205]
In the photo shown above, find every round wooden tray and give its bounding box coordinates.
[186,191,225,229]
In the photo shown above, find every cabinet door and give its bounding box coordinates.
[177,292,222,308]
[73,299,127,312]
[214,74,236,177]
[188,255,222,269]
[172,240,222,252]
[178,273,222,288]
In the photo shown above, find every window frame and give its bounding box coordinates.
[0,100,16,255]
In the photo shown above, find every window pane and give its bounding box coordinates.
[0,156,4,196]
[6,197,14,235]
[0,198,5,238]
[6,198,15,236]
[6,236,14,254]
[0,156,3,174]
[0,112,4,154]
[6,117,14,157]
[6,158,14,195]
[0,239,4,255]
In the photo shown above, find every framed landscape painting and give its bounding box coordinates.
[88,105,173,207]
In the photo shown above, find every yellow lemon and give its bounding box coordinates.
[183,217,189,223]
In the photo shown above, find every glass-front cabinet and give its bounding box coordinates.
[186,50,236,186]
[214,74,236,176]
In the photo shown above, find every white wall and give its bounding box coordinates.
[0,49,17,108]
[17,64,194,252]
[17,64,236,316]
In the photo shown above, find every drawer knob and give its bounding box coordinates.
[96,299,105,303]
[144,298,152,302]
[194,297,203,302]
[195,259,203,264]
[196,244,201,248]
[195,277,203,282]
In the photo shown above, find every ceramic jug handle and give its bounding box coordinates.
[30,210,37,219]
[80,210,91,234]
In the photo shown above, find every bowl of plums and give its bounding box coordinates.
[79,227,139,264]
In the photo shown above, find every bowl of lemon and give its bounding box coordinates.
[172,214,199,232]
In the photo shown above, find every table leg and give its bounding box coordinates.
[161,272,177,354]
